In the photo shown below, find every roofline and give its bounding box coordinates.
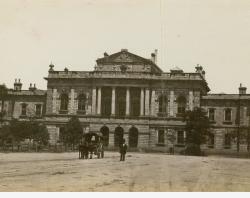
[96,50,163,73]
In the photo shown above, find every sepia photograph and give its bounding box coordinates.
[1,0,250,192]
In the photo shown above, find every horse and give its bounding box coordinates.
[79,141,89,159]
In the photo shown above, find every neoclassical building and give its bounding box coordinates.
[1,49,250,153]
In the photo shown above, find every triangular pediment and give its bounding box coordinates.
[113,52,134,62]
[97,50,148,64]
[96,49,163,74]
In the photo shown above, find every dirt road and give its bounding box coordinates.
[0,152,250,191]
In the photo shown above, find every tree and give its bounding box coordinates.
[32,123,49,145]
[0,124,12,146]
[8,119,28,143]
[61,116,82,149]
[3,119,49,151]
[183,107,211,156]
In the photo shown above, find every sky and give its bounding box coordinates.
[0,0,250,94]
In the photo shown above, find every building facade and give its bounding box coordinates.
[1,49,250,153]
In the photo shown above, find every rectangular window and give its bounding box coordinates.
[158,129,165,144]
[207,133,215,148]
[21,103,27,116]
[224,108,232,121]
[208,108,215,121]
[35,104,42,116]
[177,131,185,144]
[224,133,231,149]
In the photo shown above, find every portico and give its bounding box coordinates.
[92,86,152,118]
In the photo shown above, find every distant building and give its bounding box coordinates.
[2,79,46,123]
[1,49,250,153]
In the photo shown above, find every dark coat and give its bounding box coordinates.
[119,143,127,154]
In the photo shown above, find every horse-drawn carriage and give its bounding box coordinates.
[78,132,104,159]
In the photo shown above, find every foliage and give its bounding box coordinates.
[60,116,82,145]
[8,119,28,142]
[183,107,211,155]
[0,119,49,146]
[0,124,12,145]
[0,84,7,100]
[28,122,50,145]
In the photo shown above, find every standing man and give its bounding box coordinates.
[119,138,127,161]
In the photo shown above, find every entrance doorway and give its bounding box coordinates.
[129,127,139,147]
[100,126,109,146]
[114,126,124,147]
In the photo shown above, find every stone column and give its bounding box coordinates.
[69,88,75,114]
[52,88,57,114]
[189,90,194,111]
[169,90,174,117]
[97,87,102,115]
[151,90,156,116]
[126,87,130,116]
[111,87,116,116]
[91,87,96,115]
[140,88,145,116]
[145,88,150,116]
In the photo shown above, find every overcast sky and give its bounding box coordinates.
[0,0,250,94]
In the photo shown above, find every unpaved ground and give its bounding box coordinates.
[0,152,250,192]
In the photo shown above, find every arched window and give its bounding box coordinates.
[158,129,165,144]
[78,94,86,112]
[129,127,138,148]
[60,94,69,111]
[100,126,109,146]
[158,94,168,115]
[114,127,124,147]
[177,96,186,115]
[59,127,66,143]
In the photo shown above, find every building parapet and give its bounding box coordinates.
[46,70,204,81]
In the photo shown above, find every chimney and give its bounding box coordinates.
[154,49,158,64]
[14,79,22,91]
[104,52,109,57]
[49,62,54,73]
[239,83,247,95]
[151,53,156,63]
[151,49,158,64]
[29,83,33,91]
[29,83,37,91]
